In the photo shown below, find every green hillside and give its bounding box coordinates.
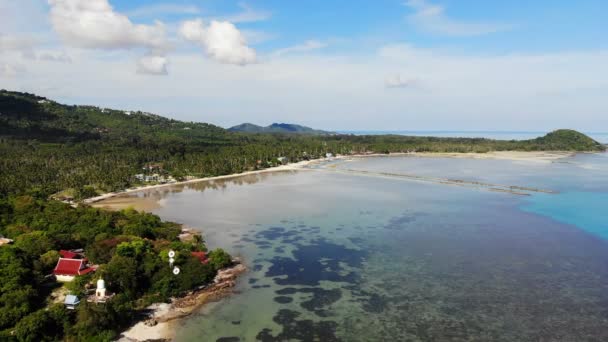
[532,129,605,151]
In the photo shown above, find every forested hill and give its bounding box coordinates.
[0,90,604,198]
[228,122,333,135]
[0,89,227,144]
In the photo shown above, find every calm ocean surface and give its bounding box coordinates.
[339,131,608,144]
[118,152,608,341]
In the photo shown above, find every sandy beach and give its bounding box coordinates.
[91,151,576,210]
[85,159,317,206]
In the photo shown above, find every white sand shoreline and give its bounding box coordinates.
[87,151,578,206]
[83,159,316,205]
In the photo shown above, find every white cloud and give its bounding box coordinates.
[48,0,168,50]
[38,51,73,63]
[385,74,417,88]
[128,3,201,18]
[0,34,36,52]
[223,2,271,23]
[405,0,513,36]
[136,55,168,75]
[0,63,26,78]
[272,40,327,57]
[179,19,256,65]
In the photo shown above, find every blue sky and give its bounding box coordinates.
[114,0,608,52]
[0,0,607,131]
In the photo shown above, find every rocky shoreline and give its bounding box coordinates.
[118,260,247,342]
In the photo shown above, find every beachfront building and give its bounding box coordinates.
[134,173,176,184]
[53,258,94,282]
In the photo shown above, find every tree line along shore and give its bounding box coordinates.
[1,90,604,201]
[0,90,605,341]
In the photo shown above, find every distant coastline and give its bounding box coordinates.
[338,130,608,144]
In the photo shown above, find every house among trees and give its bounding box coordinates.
[0,237,14,246]
[135,173,176,183]
[143,163,163,172]
[59,250,81,259]
[191,251,209,264]
[64,295,80,310]
[53,258,94,282]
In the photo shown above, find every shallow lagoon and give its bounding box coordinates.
[113,153,608,341]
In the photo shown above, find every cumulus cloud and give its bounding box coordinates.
[385,74,417,88]
[405,0,513,36]
[48,0,168,50]
[179,19,256,65]
[272,40,327,57]
[136,55,168,75]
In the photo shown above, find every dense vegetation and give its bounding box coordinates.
[0,195,232,341]
[1,90,603,199]
[228,122,333,135]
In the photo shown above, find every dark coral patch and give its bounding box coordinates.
[255,309,340,342]
[265,238,365,286]
[274,296,293,304]
[275,287,298,295]
[217,337,240,342]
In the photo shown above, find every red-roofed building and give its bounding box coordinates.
[191,251,209,264]
[59,250,79,259]
[54,258,94,282]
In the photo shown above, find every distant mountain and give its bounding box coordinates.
[228,122,333,135]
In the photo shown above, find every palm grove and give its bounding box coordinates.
[0,90,605,341]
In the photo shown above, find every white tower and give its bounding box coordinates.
[96,278,106,299]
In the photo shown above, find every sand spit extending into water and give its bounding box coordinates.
[328,168,555,196]
[317,151,573,196]
[412,151,574,162]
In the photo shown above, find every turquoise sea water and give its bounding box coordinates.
[522,192,608,240]
[113,152,608,341]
